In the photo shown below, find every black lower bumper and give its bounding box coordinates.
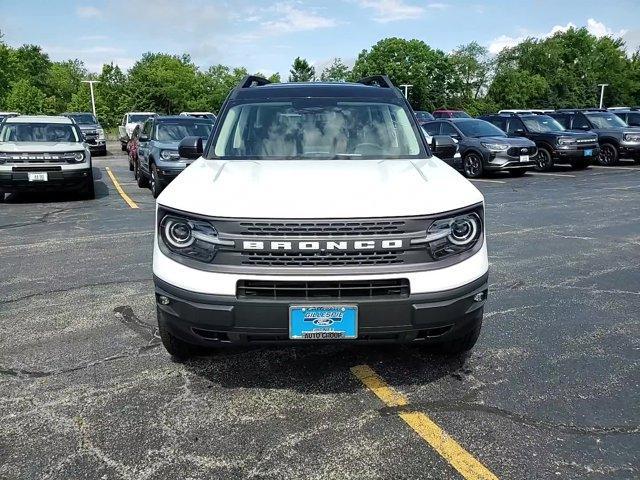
[0,168,92,192]
[620,144,640,159]
[553,147,600,161]
[154,273,489,346]
[88,143,107,155]
[157,167,185,184]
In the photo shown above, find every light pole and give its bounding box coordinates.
[597,83,608,109]
[399,84,412,99]
[82,80,100,117]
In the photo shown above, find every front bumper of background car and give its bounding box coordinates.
[0,164,92,192]
[553,145,600,160]
[619,142,640,159]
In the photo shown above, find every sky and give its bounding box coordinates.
[1,0,639,76]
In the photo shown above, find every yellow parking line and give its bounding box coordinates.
[590,165,639,171]
[105,167,139,209]
[351,365,499,480]
[470,179,506,184]
[527,172,575,178]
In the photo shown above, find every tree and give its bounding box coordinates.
[448,42,493,104]
[0,32,13,106]
[5,79,46,114]
[320,58,350,82]
[10,44,51,91]
[288,57,315,82]
[96,63,127,127]
[45,60,87,114]
[487,69,550,108]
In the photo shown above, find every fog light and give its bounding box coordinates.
[158,295,170,305]
[473,292,486,302]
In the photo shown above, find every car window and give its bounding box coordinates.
[441,123,458,137]
[484,117,506,131]
[422,122,440,136]
[521,115,564,133]
[454,119,506,138]
[451,111,470,118]
[506,118,526,134]
[572,113,591,130]
[68,114,97,125]
[0,122,80,142]
[154,122,213,142]
[549,114,568,128]
[212,100,423,160]
[627,112,640,126]
[584,112,628,129]
[142,120,153,137]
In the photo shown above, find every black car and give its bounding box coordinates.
[549,109,640,165]
[421,118,537,178]
[414,111,435,122]
[480,113,599,171]
[609,108,640,127]
[62,112,107,156]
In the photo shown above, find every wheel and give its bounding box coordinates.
[157,311,204,360]
[121,142,127,152]
[534,148,553,171]
[150,164,163,198]
[597,143,619,166]
[81,177,95,200]
[0,191,5,203]
[136,161,149,188]
[129,157,134,171]
[509,169,527,177]
[571,159,590,170]
[433,316,483,356]
[462,153,484,178]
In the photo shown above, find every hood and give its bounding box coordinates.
[158,157,484,218]
[153,140,180,150]
[0,142,84,153]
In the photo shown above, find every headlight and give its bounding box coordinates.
[415,211,482,260]
[159,214,230,262]
[557,137,576,146]
[160,150,180,161]
[97,128,105,141]
[481,142,508,152]
[73,152,85,162]
[624,133,640,142]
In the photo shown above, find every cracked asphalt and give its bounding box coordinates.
[1,143,638,479]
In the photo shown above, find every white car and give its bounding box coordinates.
[179,112,216,121]
[153,76,488,359]
[0,115,94,201]
[118,112,156,151]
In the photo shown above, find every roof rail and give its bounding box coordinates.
[357,75,395,89]
[239,75,271,89]
[556,108,607,113]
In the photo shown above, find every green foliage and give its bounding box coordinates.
[5,79,46,114]
[320,58,350,82]
[289,57,315,82]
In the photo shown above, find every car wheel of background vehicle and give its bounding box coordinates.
[462,153,483,178]
[157,311,205,360]
[121,142,127,152]
[534,148,553,171]
[0,191,5,203]
[509,169,527,177]
[136,162,149,188]
[129,157,134,171]
[571,159,590,169]
[432,314,483,356]
[150,164,163,198]
[597,143,619,166]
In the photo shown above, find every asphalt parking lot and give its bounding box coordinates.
[1,143,638,480]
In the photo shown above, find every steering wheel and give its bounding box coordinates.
[354,142,383,155]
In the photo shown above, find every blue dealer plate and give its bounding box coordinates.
[289,305,358,340]
[584,149,593,157]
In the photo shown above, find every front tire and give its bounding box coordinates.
[0,191,5,203]
[150,164,163,198]
[534,148,554,171]
[157,312,204,360]
[136,161,149,188]
[434,316,483,356]
[597,143,619,166]
[129,157,134,171]
[462,152,484,178]
[81,177,95,200]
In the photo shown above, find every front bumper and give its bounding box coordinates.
[156,166,188,184]
[620,143,640,159]
[553,145,600,161]
[0,167,92,192]
[154,272,488,346]
[87,141,107,154]
[485,154,536,171]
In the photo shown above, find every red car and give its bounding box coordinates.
[433,109,471,119]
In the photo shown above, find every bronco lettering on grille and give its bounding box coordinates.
[242,240,405,251]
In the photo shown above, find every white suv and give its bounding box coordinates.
[0,115,94,201]
[153,76,489,358]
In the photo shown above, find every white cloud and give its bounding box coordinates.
[427,3,450,10]
[76,6,101,18]
[356,0,425,23]
[261,3,338,34]
[488,18,627,55]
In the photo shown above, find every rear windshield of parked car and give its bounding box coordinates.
[212,100,424,160]
[450,111,470,118]
[584,113,628,129]
[68,114,97,125]
[454,119,506,138]
[155,121,213,142]
[0,123,80,142]
[129,114,154,123]
[521,115,565,133]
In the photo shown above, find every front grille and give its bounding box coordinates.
[241,251,405,267]
[237,220,407,237]
[237,279,410,299]
[12,166,62,172]
[507,146,536,156]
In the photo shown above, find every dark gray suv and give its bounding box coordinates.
[422,118,537,178]
[62,112,107,156]
[135,116,214,197]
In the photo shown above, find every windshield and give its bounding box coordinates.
[212,100,423,159]
[68,114,96,125]
[455,119,506,138]
[129,114,153,123]
[585,113,628,129]
[0,123,79,142]
[451,111,470,118]
[521,115,564,133]
[155,121,213,142]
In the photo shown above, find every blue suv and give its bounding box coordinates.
[135,116,214,197]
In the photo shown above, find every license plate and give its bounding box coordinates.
[584,149,593,157]
[28,172,48,182]
[519,155,529,162]
[289,305,358,340]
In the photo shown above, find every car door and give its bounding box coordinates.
[439,122,461,167]
[506,117,527,138]
[571,113,592,131]
[137,119,153,176]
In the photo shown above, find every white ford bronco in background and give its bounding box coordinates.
[152,75,489,359]
[0,115,94,201]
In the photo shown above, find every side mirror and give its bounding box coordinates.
[178,136,203,159]
[431,135,457,159]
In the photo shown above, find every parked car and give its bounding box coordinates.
[420,125,461,165]
[414,111,435,122]
[62,112,107,156]
[179,112,216,121]
[480,113,599,171]
[134,115,214,197]
[153,75,488,359]
[0,115,94,201]
[549,109,640,165]
[0,112,19,123]
[609,108,640,127]
[433,109,470,119]
[422,118,537,178]
[497,109,554,115]
[118,112,156,151]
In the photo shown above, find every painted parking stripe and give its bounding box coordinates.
[351,365,499,480]
[527,172,575,178]
[105,167,139,209]
[590,165,639,171]
[469,178,506,184]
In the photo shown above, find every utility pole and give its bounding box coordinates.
[82,80,100,117]
[597,84,608,109]
[399,84,413,99]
